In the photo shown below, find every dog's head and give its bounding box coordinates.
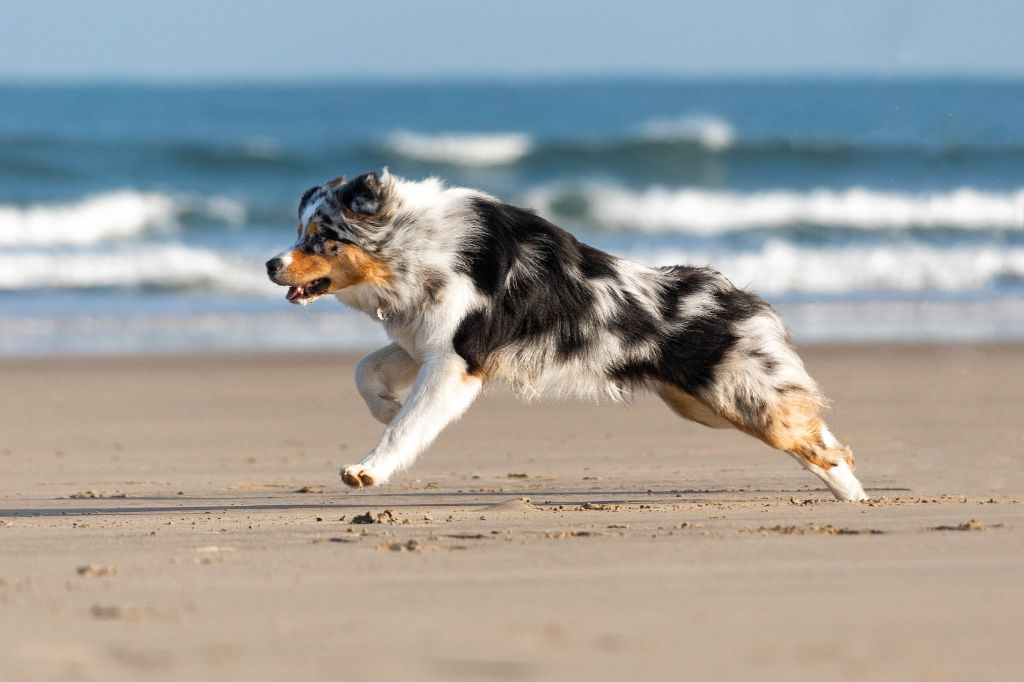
[266,171,395,305]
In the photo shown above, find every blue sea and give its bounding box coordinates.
[1,79,1022,355]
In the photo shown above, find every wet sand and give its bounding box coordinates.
[1,343,1022,681]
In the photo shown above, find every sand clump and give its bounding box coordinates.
[929,518,1004,532]
[68,490,127,499]
[76,564,117,577]
[378,539,422,552]
[746,524,886,536]
[479,497,537,513]
[351,509,399,525]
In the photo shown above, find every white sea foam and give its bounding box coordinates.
[613,240,1024,294]
[0,310,389,356]
[0,244,270,295]
[239,136,283,159]
[638,115,736,151]
[0,190,247,247]
[385,131,534,166]
[772,297,1024,343]
[526,184,1024,233]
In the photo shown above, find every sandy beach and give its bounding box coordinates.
[1,343,1022,681]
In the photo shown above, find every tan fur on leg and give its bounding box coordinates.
[659,381,866,501]
[756,389,852,471]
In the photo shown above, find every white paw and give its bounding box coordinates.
[340,465,384,489]
[822,460,869,502]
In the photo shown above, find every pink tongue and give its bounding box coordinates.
[286,286,301,301]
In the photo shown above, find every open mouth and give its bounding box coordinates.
[285,277,331,305]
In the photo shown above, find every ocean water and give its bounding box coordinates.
[1,79,1022,355]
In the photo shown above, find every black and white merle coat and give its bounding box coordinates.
[266,171,868,501]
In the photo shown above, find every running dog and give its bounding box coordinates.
[265,171,868,501]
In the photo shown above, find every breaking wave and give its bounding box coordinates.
[0,190,247,247]
[525,184,1024,233]
[381,128,1024,174]
[0,244,270,295]
[638,114,736,150]
[613,241,1024,294]
[384,131,535,166]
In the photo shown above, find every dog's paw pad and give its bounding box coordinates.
[341,467,376,488]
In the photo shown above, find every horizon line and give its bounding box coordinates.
[3,70,1024,87]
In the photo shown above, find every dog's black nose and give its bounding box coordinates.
[266,258,284,276]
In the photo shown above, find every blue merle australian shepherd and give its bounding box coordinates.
[266,171,868,501]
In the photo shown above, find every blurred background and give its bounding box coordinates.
[1,0,1022,355]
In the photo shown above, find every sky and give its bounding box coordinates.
[2,0,1023,81]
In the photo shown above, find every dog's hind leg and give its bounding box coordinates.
[750,388,868,502]
[355,343,420,424]
[705,312,867,501]
[657,382,868,502]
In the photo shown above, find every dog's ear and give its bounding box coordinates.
[336,172,383,216]
[325,175,347,190]
[297,185,320,217]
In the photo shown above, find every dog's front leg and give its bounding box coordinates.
[341,352,482,487]
[355,343,420,424]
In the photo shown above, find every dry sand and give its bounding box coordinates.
[1,343,1022,681]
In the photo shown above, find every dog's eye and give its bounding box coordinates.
[326,235,356,247]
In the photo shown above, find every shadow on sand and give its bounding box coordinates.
[0,486,910,518]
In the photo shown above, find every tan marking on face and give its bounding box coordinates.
[334,244,392,288]
[277,243,392,292]
[276,249,331,285]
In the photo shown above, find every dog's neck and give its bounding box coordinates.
[337,178,484,326]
